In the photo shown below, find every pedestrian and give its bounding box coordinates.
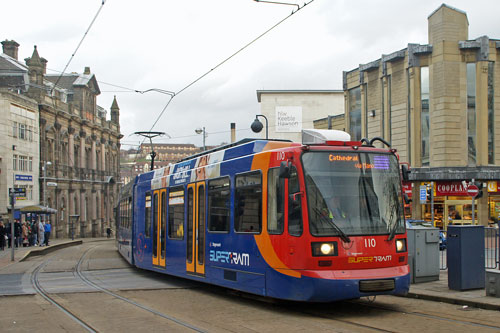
[22,222,29,247]
[32,220,38,246]
[38,220,45,247]
[0,220,5,251]
[44,221,51,246]
[14,220,22,248]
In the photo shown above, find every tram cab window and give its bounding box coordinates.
[145,192,151,237]
[208,177,231,232]
[235,171,262,233]
[288,166,303,236]
[168,187,185,239]
[268,168,284,234]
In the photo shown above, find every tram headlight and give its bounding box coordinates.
[396,239,407,253]
[311,242,338,257]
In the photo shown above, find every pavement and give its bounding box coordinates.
[1,240,500,311]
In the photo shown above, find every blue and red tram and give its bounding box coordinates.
[116,129,410,302]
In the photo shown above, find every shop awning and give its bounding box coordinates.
[19,205,57,214]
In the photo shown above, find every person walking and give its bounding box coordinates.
[0,220,5,251]
[44,221,51,246]
[38,220,45,247]
[14,220,22,248]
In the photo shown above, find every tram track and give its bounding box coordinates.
[296,297,500,332]
[349,298,500,331]
[30,244,207,333]
[31,259,98,333]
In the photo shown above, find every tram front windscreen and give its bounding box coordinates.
[302,151,405,237]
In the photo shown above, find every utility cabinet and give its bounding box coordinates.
[407,226,440,283]
[447,225,485,291]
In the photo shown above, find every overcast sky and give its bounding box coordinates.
[3,0,500,149]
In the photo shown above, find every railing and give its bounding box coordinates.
[439,227,499,270]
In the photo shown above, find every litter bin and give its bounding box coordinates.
[447,225,485,291]
[407,226,440,283]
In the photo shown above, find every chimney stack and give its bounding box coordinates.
[1,40,20,60]
[231,123,236,143]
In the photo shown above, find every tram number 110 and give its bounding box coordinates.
[364,238,376,248]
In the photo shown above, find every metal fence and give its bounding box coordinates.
[439,227,499,270]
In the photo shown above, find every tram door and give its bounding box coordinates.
[152,189,166,268]
[186,182,206,275]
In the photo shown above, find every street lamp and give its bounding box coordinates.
[195,127,207,151]
[251,115,268,139]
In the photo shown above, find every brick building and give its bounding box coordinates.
[342,4,500,227]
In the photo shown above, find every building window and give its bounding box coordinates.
[349,87,361,141]
[488,62,495,165]
[467,63,476,165]
[19,123,26,140]
[19,156,28,171]
[29,157,33,172]
[13,154,17,171]
[12,122,17,138]
[421,67,430,166]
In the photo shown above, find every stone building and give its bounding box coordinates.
[0,40,121,237]
[342,4,500,227]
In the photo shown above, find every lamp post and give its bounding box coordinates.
[195,127,207,151]
[251,114,268,139]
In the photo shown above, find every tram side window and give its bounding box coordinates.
[288,166,303,236]
[208,177,231,232]
[268,168,284,234]
[127,197,132,230]
[145,192,151,238]
[234,171,262,233]
[168,187,185,239]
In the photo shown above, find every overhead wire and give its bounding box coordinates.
[46,0,107,169]
[147,0,315,135]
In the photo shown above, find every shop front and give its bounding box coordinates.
[409,181,492,230]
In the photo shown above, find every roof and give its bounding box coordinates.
[45,72,101,95]
[0,53,27,73]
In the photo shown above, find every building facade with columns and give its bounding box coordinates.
[342,4,500,228]
[0,39,121,237]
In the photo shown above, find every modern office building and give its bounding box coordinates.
[342,4,500,227]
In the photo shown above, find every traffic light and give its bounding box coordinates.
[426,185,433,201]
[474,182,484,199]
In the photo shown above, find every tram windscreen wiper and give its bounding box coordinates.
[314,208,351,243]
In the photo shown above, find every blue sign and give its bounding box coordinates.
[420,185,427,203]
[15,174,33,182]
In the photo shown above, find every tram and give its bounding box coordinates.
[116,129,410,302]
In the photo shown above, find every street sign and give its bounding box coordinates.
[420,185,427,203]
[467,184,479,197]
[9,187,26,197]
